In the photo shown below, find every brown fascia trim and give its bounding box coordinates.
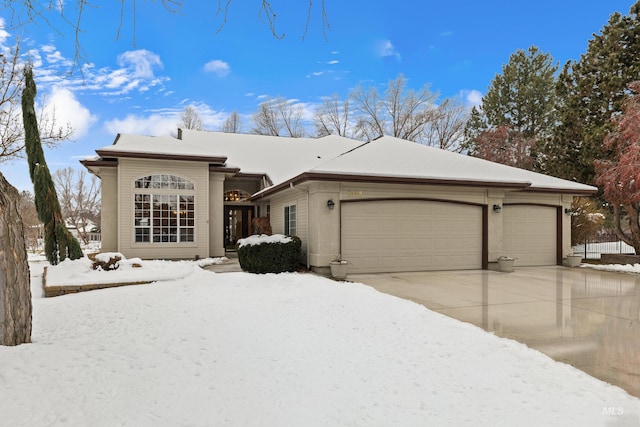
[236,172,269,180]
[95,149,227,165]
[209,165,241,174]
[208,166,269,181]
[521,186,598,196]
[251,172,533,200]
[80,158,118,168]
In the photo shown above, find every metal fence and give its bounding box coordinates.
[572,233,635,260]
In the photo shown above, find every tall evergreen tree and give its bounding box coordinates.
[545,2,640,184]
[463,46,558,170]
[21,65,82,265]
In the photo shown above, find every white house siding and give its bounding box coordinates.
[99,168,118,252]
[269,187,309,262]
[117,158,210,260]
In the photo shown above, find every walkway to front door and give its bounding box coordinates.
[349,266,640,399]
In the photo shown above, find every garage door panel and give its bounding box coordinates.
[503,205,556,266]
[342,200,483,274]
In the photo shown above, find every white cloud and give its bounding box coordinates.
[105,102,227,135]
[327,60,339,65]
[0,18,9,44]
[460,89,483,108]
[104,113,177,136]
[376,39,401,61]
[117,50,163,79]
[204,59,230,77]
[43,87,97,139]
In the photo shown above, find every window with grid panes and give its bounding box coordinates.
[134,175,195,243]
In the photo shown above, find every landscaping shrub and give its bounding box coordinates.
[237,234,302,273]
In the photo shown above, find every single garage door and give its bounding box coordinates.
[341,200,483,274]
[503,205,557,266]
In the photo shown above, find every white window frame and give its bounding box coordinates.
[133,174,196,244]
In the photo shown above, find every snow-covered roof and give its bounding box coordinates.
[178,129,363,184]
[308,136,597,193]
[93,130,596,195]
[96,133,227,163]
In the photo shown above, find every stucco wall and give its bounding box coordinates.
[307,182,341,268]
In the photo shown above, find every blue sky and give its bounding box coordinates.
[1,0,637,192]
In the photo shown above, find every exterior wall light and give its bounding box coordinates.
[492,204,502,213]
[565,208,573,215]
[327,199,335,210]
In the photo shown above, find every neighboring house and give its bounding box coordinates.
[65,219,100,244]
[81,129,596,274]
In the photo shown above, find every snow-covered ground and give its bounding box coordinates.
[1,256,639,426]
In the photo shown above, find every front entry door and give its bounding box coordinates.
[224,205,254,249]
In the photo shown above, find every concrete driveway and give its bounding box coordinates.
[349,266,640,399]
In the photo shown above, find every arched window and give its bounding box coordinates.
[133,174,195,244]
[224,190,251,202]
[135,174,194,190]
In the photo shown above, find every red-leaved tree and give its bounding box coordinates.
[594,81,640,254]
[473,125,536,170]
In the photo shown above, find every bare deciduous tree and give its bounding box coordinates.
[4,0,330,67]
[351,75,438,142]
[422,98,468,152]
[314,94,353,138]
[221,110,242,133]
[251,97,305,137]
[18,190,41,252]
[177,105,204,131]
[0,39,73,163]
[53,167,101,245]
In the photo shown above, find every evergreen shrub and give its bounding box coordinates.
[237,235,302,273]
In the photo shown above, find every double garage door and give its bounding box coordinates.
[341,200,483,274]
[341,201,559,274]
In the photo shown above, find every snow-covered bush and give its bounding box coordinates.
[237,234,301,273]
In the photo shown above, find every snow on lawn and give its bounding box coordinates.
[1,260,639,426]
[581,262,640,275]
[45,254,226,286]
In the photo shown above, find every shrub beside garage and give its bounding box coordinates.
[237,234,302,273]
